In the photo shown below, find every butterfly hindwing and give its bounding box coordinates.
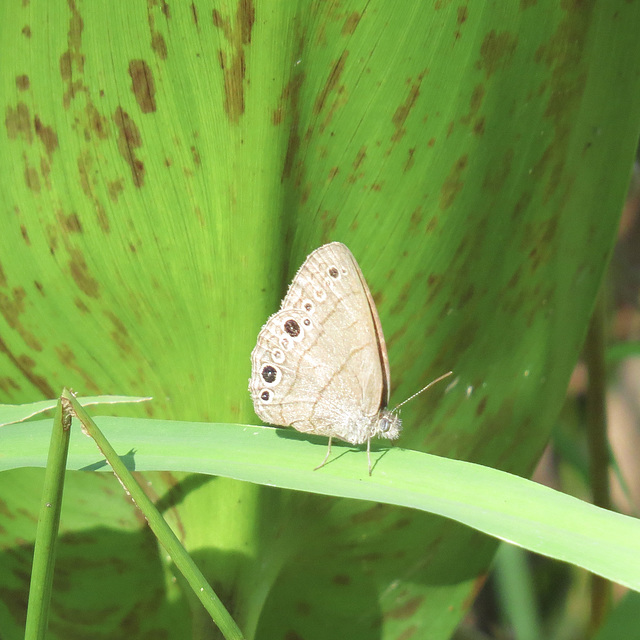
[249,243,388,443]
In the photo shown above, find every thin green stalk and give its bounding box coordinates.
[62,389,245,640]
[24,397,72,640]
[584,289,612,632]
[494,543,542,640]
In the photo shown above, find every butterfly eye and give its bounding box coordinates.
[380,418,389,433]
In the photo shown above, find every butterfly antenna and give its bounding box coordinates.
[394,371,453,411]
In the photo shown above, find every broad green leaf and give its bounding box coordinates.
[2,1,640,638]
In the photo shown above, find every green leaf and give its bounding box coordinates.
[2,417,639,593]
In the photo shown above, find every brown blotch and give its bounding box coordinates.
[439,154,468,210]
[5,102,32,143]
[409,206,423,230]
[58,211,83,234]
[457,6,468,25]
[16,75,30,91]
[104,310,132,354]
[386,595,425,620]
[341,12,361,35]
[350,503,386,525]
[314,51,348,116]
[476,30,518,79]
[151,32,167,59]
[353,146,366,170]
[0,335,53,397]
[483,148,514,193]
[128,60,157,113]
[85,102,109,139]
[404,147,416,172]
[476,396,487,416]
[397,625,419,640]
[327,166,339,180]
[332,574,351,586]
[107,178,124,203]
[214,1,255,124]
[113,107,145,187]
[191,146,201,166]
[34,281,44,295]
[391,75,424,143]
[22,25,31,38]
[0,286,43,352]
[55,343,100,393]
[460,84,485,126]
[34,116,59,158]
[68,247,100,298]
[24,163,40,193]
[20,225,30,245]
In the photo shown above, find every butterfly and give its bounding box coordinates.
[249,242,451,475]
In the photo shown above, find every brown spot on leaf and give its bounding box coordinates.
[483,148,514,193]
[476,396,487,416]
[16,75,30,91]
[439,155,468,209]
[68,247,100,298]
[342,12,361,35]
[0,335,53,397]
[460,84,485,127]
[0,285,42,352]
[151,33,167,59]
[386,595,425,620]
[107,179,124,203]
[457,6,468,24]
[34,116,59,158]
[404,147,416,172]
[476,30,518,78]
[5,102,32,143]
[391,75,424,143]
[22,25,31,38]
[24,163,40,193]
[332,574,350,586]
[128,60,156,113]
[55,343,100,393]
[314,51,348,116]
[214,1,255,124]
[113,107,145,187]
[58,211,82,234]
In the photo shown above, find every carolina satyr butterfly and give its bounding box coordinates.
[249,242,452,475]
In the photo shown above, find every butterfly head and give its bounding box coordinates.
[376,409,402,441]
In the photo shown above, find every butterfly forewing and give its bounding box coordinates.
[249,242,390,443]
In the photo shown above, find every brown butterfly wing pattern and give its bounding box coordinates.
[249,243,389,444]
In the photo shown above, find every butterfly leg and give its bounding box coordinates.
[314,437,332,471]
[367,437,372,476]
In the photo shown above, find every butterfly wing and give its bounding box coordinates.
[249,242,391,443]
